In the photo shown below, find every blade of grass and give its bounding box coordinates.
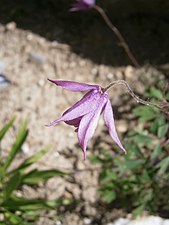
[0,117,16,141]
[4,172,22,200]
[3,118,28,171]
[2,195,64,211]
[21,169,68,185]
[8,146,50,174]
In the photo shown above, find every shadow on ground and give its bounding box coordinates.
[0,0,169,66]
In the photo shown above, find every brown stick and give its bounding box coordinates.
[93,5,140,67]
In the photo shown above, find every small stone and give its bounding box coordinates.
[116,120,128,133]
[109,218,129,225]
[30,53,46,64]
[38,79,45,87]
[126,214,132,220]
[68,131,74,138]
[51,41,59,47]
[55,221,62,225]
[0,214,4,221]
[69,61,76,68]
[26,34,33,41]
[54,151,60,158]
[21,143,30,155]
[0,61,5,73]
[79,60,86,66]
[125,65,134,79]
[84,217,92,225]
[163,219,169,225]
[129,216,163,225]
[98,117,104,126]
[76,160,85,170]
[84,204,97,216]
[15,191,22,197]
[116,70,123,79]
[107,72,114,79]
[38,37,46,45]
[16,211,21,215]
[0,74,10,90]
[91,67,98,75]
[6,22,16,31]
[82,186,96,203]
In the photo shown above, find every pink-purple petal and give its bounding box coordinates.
[65,117,82,127]
[85,0,95,5]
[70,0,95,11]
[78,96,107,159]
[47,90,100,127]
[103,99,126,153]
[48,79,98,92]
[62,90,95,115]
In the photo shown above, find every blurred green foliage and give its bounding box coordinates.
[91,85,169,216]
[0,118,70,225]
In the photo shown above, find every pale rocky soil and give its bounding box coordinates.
[0,2,169,224]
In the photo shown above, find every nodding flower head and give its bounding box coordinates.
[47,79,126,160]
[70,0,95,11]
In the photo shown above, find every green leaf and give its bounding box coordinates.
[4,211,22,224]
[3,118,29,171]
[166,92,169,101]
[9,146,50,174]
[132,146,144,157]
[126,143,144,157]
[0,117,16,141]
[90,155,104,164]
[149,87,163,99]
[156,156,169,175]
[132,106,157,122]
[100,169,116,183]
[2,196,64,211]
[157,123,169,138]
[150,118,159,134]
[132,134,153,146]
[133,205,145,217]
[139,170,151,184]
[21,210,41,222]
[152,143,162,158]
[101,190,116,203]
[21,169,68,185]
[125,159,143,170]
[5,172,22,200]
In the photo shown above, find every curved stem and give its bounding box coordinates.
[93,5,140,67]
[103,80,165,110]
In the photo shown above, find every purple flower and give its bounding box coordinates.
[70,0,95,11]
[47,79,126,159]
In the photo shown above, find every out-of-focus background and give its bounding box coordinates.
[0,1,169,225]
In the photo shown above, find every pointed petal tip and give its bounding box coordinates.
[45,123,53,127]
[48,79,99,91]
[118,144,126,155]
[80,144,87,160]
[123,148,127,154]
[83,151,87,160]
[48,78,55,83]
[45,121,59,127]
